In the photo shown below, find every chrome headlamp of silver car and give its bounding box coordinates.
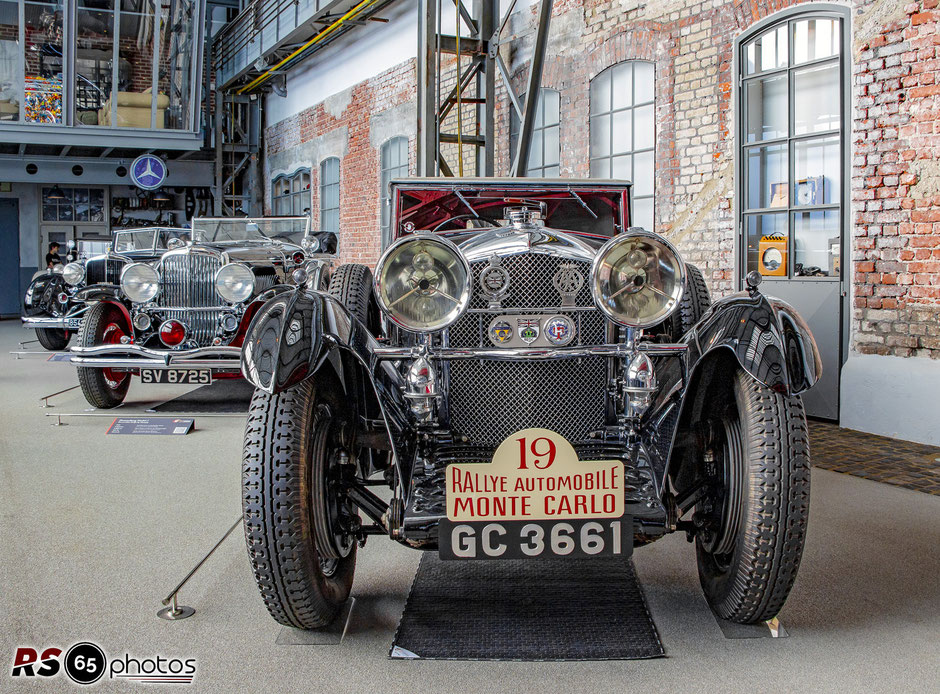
[62,262,85,286]
[121,263,160,303]
[215,263,255,303]
[375,233,471,333]
[591,231,685,329]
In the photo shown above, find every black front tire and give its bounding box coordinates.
[76,303,130,409]
[695,369,811,624]
[328,263,381,335]
[242,380,356,629]
[36,327,70,351]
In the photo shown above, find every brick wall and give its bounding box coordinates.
[263,0,940,359]
[852,0,940,357]
[263,59,417,267]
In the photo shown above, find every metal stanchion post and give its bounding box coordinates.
[40,384,80,408]
[157,517,241,622]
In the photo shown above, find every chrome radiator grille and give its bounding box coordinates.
[157,252,224,346]
[85,257,124,285]
[446,252,609,445]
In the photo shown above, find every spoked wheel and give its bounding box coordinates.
[242,379,359,629]
[694,369,811,624]
[76,302,131,409]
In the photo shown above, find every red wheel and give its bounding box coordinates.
[76,303,132,408]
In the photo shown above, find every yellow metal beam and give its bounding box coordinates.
[237,0,383,94]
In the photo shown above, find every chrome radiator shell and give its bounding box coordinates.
[155,248,225,346]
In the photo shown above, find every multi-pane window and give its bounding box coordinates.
[741,15,844,278]
[272,169,311,216]
[589,61,655,231]
[41,187,105,222]
[509,88,561,177]
[380,137,409,247]
[319,157,340,234]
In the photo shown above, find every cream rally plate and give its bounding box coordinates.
[440,428,630,560]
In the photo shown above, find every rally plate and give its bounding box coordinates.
[442,428,626,560]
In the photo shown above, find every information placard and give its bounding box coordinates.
[106,417,194,436]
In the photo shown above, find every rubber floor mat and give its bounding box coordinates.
[390,553,664,660]
[148,379,255,413]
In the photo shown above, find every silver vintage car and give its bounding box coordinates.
[69,217,335,408]
[239,179,821,631]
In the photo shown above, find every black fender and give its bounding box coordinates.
[683,290,822,395]
[241,287,412,485]
[74,284,123,303]
[645,289,822,495]
[24,272,67,315]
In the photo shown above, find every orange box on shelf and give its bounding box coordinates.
[758,235,787,276]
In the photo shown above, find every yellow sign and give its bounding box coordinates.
[445,428,624,522]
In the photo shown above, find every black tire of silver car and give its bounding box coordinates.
[242,379,358,629]
[695,368,811,624]
[328,263,381,335]
[76,302,131,409]
[663,263,711,339]
[36,327,70,351]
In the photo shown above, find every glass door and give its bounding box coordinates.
[739,11,848,419]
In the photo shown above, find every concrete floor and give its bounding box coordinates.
[1,320,938,693]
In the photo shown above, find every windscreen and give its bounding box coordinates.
[191,217,310,244]
[112,229,156,253]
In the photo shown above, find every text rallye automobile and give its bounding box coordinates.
[239,179,821,629]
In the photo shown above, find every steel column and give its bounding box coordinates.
[511,0,552,177]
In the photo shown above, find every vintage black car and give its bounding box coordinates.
[69,217,333,409]
[239,179,821,630]
[23,233,189,351]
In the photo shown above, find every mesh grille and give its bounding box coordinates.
[156,252,224,346]
[447,252,609,445]
[468,255,593,309]
[448,358,607,446]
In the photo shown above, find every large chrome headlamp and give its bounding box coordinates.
[215,263,255,303]
[121,263,160,304]
[375,234,471,332]
[62,262,85,286]
[591,231,685,328]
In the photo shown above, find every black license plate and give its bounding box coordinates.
[140,369,212,385]
[438,516,632,560]
[65,317,82,330]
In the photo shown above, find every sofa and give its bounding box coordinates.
[98,90,169,128]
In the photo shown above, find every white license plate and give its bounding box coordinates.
[439,516,632,560]
[140,369,211,384]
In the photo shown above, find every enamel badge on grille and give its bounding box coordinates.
[517,318,540,344]
[544,315,575,346]
[479,254,510,309]
[489,320,512,345]
[552,263,584,307]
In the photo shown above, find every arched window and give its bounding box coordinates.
[380,137,409,247]
[509,88,561,177]
[739,12,846,279]
[319,157,340,234]
[589,61,655,230]
[271,168,311,216]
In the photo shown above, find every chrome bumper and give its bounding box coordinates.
[373,342,687,361]
[22,315,82,330]
[69,344,242,370]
